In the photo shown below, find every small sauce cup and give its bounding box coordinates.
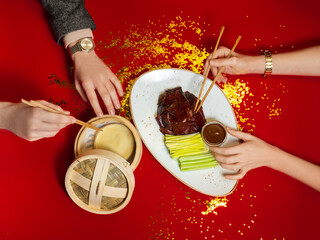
[201,121,227,147]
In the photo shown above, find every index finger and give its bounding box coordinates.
[210,143,243,155]
[36,100,70,115]
[214,46,232,58]
[41,111,75,125]
[82,83,103,117]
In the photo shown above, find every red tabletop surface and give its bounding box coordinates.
[1,0,320,239]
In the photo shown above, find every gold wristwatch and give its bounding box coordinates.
[69,37,95,55]
[263,50,272,77]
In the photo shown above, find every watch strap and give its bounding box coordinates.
[69,42,82,55]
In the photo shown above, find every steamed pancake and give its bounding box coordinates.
[94,123,135,160]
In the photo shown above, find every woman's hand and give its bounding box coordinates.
[211,127,280,179]
[72,51,123,117]
[203,46,265,83]
[0,101,75,141]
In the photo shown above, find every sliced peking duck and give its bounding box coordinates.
[156,87,206,135]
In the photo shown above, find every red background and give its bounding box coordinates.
[1,0,320,239]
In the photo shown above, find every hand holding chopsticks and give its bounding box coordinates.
[195,33,242,113]
[21,99,102,132]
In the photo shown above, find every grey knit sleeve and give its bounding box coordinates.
[40,0,96,45]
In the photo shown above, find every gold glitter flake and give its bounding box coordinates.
[201,197,228,215]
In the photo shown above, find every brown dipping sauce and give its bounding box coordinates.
[202,122,226,146]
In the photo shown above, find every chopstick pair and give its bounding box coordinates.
[21,99,102,132]
[194,26,241,113]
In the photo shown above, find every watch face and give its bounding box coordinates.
[80,38,94,51]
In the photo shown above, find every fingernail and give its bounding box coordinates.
[97,112,103,118]
[64,111,70,115]
[115,103,121,109]
[109,110,115,115]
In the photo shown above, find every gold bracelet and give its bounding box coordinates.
[263,50,272,77]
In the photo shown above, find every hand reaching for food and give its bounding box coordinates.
[0,101,75,141]
[211,127,320,191]
[203,45,320,83]
[210,128,276,179]
[72,51,123,117]
[203,46,265,83]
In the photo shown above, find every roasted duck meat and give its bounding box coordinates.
[156,87,206,135]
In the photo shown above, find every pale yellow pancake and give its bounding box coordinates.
[94,123,135,160]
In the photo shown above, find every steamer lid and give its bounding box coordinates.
[65,149,135,214]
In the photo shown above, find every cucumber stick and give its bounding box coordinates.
[164,133,218,171]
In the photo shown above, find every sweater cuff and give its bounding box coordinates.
[63,29,94,49]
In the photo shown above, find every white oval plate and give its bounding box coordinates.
[130,68,239,196]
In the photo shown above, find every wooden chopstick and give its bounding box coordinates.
[195,35,242,113]
[194,26,225,111]
[21,99,102,132]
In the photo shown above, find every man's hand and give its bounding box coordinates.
[72,51,123,117]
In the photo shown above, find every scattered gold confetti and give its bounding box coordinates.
[96,15,210,119]
[201,197,228,215]
[222,79,251,109]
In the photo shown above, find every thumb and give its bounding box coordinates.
[226,127,253,141]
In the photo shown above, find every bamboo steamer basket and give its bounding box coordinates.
[74,115,142,171]
[65,149,135,214]
[65,115,142,214]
